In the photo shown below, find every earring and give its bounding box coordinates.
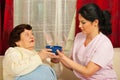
[94,25,97,27]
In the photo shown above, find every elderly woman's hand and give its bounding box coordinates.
[38,49,58,60]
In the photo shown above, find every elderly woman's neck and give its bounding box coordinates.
[26,47,34,50]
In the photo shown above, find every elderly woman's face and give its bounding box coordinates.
[16,29,35,50]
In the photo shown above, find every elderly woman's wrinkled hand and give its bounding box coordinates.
[38,49,58,60]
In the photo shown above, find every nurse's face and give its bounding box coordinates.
[16,29,35,50]
[78,14,95,35]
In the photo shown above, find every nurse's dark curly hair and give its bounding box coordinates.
[78,3,112,35]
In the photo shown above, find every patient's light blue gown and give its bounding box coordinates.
[15,65,57,80]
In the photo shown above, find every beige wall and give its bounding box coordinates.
[59,66,79,80]
[0,56,3,80]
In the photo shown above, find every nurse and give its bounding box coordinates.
[56,3,117,80]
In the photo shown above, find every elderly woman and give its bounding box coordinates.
[3,24,58,80]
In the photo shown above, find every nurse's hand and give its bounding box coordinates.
[51,58,60,63]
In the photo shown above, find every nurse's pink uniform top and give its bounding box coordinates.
[72,32,117,80]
